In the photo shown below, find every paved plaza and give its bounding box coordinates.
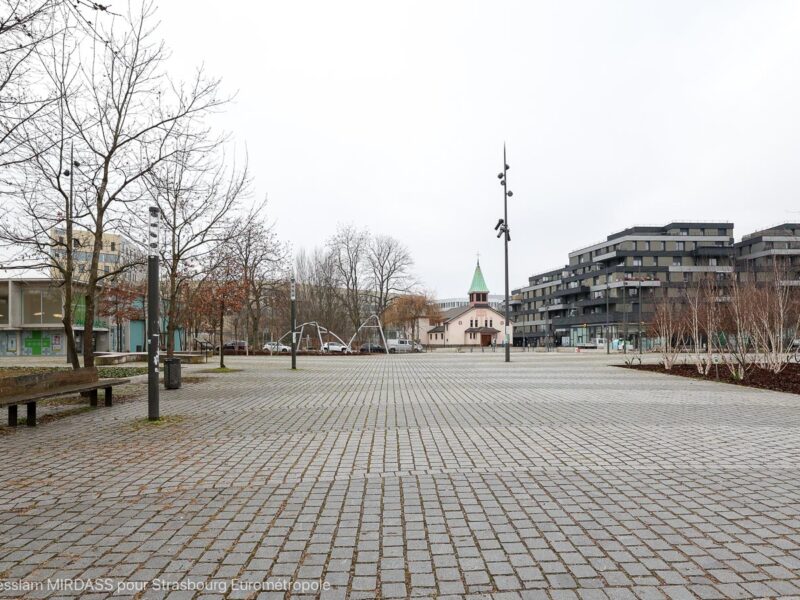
[1,352,800,599]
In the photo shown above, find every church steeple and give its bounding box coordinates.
[468,259,489,305]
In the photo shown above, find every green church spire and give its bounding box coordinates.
[468,260,489,294]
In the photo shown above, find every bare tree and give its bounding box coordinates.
[684,276,722,375]
[38,2,223,367]
[366,234,413,319]
[233,213,287,351]
[0,0,56,167]
[329,224,369,335]
[720,274,756,380]
[650,288,686,370]
[146,123,249,357]
[749,258,800,374]
[295,246,348,338]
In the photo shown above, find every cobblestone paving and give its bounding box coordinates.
[1,353,799,599]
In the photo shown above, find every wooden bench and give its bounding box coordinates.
[0,368,130,427]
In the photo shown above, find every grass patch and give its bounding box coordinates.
[129,415,185,430]
[198,367,242,373]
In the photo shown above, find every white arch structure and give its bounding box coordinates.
[277,321,350,352]
[348,314,388,351]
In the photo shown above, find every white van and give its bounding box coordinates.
[387,339,412,353]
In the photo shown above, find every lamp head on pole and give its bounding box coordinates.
[148,206,160,257]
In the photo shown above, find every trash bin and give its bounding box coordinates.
[164,357,181,389]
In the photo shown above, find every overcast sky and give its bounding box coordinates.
[156,1,800,298]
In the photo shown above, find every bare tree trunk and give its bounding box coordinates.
[219,301,225,369]
[166,265,178,357]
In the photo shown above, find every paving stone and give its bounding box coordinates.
[0,353,798,599]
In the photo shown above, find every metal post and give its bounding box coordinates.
[622,283,628,355]
[638,280,643,354]
[605,282,610,354]
[290,276,297,370]
[502,145,511,363]
[147,206,160,420]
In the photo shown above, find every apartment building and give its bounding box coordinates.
[52,229,140,281]
[734,223,800,283]
[510,222,735,348]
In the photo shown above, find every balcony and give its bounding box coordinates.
[538,303,567,312]
[551,285,590,298]
[693,246,734,258]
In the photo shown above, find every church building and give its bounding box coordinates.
[423,261,511,347]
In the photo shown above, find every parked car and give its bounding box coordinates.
[387,338,412,353]
[323,342,351,354]
[263,341,291,353]
[412,342,425,353]
[217,340,248,352]
[359,343,386,354]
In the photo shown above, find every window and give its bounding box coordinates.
[709,258,717,266]
[42,289,62,323]
[72,238,80,248]
[490,320,493,328]
[110,242,116,251]
[633,257,642,267]
[718,228,726,236]
[642,241,650,251]
[679,228,688,236]
[22,289,41,323]
[23,289,63,324]
[675,241,684,251]
[0,294,7,324]
[672,257,683,267]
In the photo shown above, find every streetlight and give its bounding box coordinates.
[605,281,610,355]
[494,144,512,363]
[147,206,160,420]
[290,275,297,370]
[62,143,81,365]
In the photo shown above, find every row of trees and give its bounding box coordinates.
[0,2,433,362]
[291,224,435,345]
[651,261,800,379]
[0,0,287,367]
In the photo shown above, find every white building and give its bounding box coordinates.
[421,261,512,347]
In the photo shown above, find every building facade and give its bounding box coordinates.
[734,223,800,283]
[511,222,735,348]
[421,262,511,347]
[0,269,111,357]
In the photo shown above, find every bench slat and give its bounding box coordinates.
[0,368,99,398]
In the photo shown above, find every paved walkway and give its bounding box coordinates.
[1,353,799,599]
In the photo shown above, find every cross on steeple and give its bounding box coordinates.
[476,251,480,266]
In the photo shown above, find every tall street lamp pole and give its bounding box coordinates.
[494,144,513,363]
[290,275,297,370]
[605,282,610,355]
[638,279,643,354]
[147,206,160,421]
